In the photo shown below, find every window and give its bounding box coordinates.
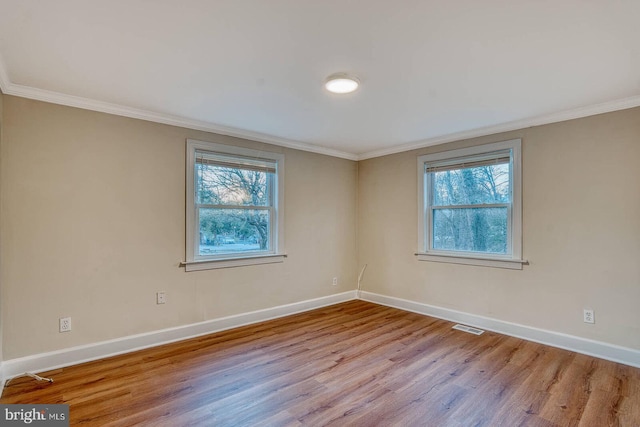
[184,139,285,271]
[417,139,524,269]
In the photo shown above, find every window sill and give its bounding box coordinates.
[181,254,287,271]
[415,252,528,270]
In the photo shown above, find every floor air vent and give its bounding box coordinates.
[452,324,485,335]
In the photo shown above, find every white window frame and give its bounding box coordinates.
[183,139,285,271]
[416,139,525,269]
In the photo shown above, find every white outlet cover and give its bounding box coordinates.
[59,317,71,332]
[583,309,595,324]
[157,292,166,304]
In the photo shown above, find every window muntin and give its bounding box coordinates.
[418,139,522,267]
[429,154,511,254]
[186,140,284,269]
[195,151,275,257]
[196,153,273,206]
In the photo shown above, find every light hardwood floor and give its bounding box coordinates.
[2,300,639,426]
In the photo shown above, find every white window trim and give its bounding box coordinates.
[416,139,526,270]
[183,139,285,271]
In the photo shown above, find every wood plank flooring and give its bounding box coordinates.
[2,300,639,426]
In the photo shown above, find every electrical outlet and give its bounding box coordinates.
[332,277,338,286]
[157,292,166,304]
[59,317,71,333]
[583,309,595,324]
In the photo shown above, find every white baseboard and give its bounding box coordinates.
[360,291,640,368]
[3,288,638,393]
[2,291,357,382]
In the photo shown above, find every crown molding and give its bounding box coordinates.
[2,51,638,163]
[0,67,359,161]
[357,95,640,160]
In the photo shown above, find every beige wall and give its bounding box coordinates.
[0,89,4,366]
[358,107,640,350]
[1,93,638,362]
[0,96,357,359]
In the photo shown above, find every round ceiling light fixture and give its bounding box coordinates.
[325,73,360,94]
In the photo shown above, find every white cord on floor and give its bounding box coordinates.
[25,372,54,383]
[4,372,54,388]
[357,264,367,298]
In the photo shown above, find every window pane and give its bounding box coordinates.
[433,207,507,254]
[196,163,270,206]
[198,208,270,255]
[432,164,510,206]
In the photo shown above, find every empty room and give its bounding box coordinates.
[0,1,639,426]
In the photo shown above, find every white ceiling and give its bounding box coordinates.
[1,0,639,160]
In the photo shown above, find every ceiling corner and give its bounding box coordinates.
[357,95,640,161]
[0,70,360,161]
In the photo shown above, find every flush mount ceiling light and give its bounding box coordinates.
[325,73,360,94]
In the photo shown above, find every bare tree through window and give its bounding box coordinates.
[432,163,509,253]
[196,162,272,255]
